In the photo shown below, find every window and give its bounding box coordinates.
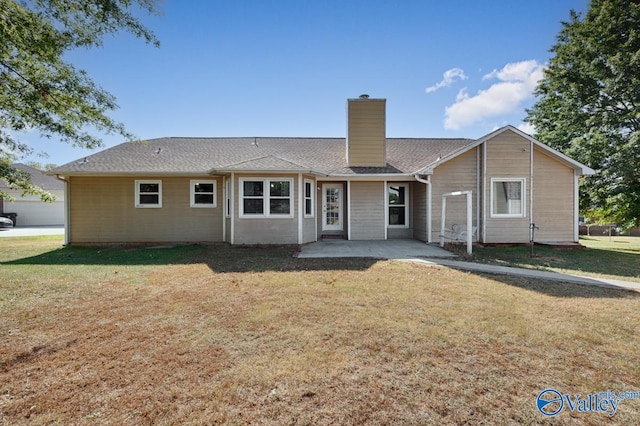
[240,178,294,217]
[491,178,525,217]
[135,180,162,208]
[190,180,217,208]
[304,179,314,218]
[225,178,231,217]
[388,184,409,227]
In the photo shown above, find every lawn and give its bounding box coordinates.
[1,236,639,424]
[448,236,640,283]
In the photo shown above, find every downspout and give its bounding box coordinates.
[482,142,487,243]
[574,171,580,242]
[298,173,303,244]
[476,148,480,239]
[383,179,388,240]
[55,175,70,246]
[230,172,235,245]
[530,140,534,226]
[413,174,432,243]
[222,176,226,242]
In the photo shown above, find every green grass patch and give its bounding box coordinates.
[447,236,640,282]
[1,237,639,424]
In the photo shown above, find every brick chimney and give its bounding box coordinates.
[346,95,386,167]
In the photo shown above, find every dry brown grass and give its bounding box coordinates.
[1,239,640,424]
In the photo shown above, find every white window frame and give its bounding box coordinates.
[190,180,217,208]
[225,178,231,218]
[135,180,162,208]
[490,178,526,218]
[304,179,314,218]
[387,183,409,228]
[239,177,294,218]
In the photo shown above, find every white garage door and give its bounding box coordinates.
[4,200,64,226]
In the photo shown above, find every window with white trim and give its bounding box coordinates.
[135,180,162,208]
[190,180,217,208]
[491,178,525,217]
[225,178,231,217]
[388,183,409,227]
[304,179,314,218]
[240,178,294,217]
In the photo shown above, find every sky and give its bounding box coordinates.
[18,0,590,166]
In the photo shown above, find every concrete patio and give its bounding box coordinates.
[297,239,456,259]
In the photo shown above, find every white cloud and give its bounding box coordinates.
[444,60,545,130]
[517,122,535,135]
[425,68,468,93]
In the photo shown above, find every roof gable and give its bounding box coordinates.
[1,163,64,191]
[215,155,315,173]
[420,125,595,175]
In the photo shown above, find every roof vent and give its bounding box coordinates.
[359,94,370,99]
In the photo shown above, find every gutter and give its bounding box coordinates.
[413,174,432,243]
[55,175,70,246]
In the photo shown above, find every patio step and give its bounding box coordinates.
[321,234,346,240]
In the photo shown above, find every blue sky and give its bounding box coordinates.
[20,0,589,166]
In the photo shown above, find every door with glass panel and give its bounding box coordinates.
[322,183,343,231]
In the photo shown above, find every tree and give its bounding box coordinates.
[24,161,58,171]
[526,0,640,230]
[0,0,160,200]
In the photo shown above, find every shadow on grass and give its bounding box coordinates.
[1,243,379,273]
[472,271,640,299]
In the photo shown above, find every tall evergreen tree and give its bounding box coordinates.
[526,0,640,229]
[0,0,160,200]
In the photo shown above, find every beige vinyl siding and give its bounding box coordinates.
[532,148,575,242]
[484,130,531,243]
[431,148,479,242]
[412,181,427,241]
[347,99,386,167]
[233,173,299,244]
[350,181,385,240]
[69,176,223,243]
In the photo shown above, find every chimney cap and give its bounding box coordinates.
[359,94,370,99]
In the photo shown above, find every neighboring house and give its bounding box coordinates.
[0,163,65,226]
[49,96,594,246]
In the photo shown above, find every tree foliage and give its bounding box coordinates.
[0,0,159,200]
[526,0,640,230]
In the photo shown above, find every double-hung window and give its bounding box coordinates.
[240,178,294,217]
[304,179,314,218]
[225,179,231,217]
[190,180,216,208]
[135,180,162,208]
[491,178,525,218]
[388,184,409,227]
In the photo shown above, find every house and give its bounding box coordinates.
[49,95,594,246]
[0,163,65,226]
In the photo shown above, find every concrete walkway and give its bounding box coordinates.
[0,226,64,238]
[297,239,640,293]
[297,239,456,259]
[408,258,640,293]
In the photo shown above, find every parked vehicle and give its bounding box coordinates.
[0,216,14,228]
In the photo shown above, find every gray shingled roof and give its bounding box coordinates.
[1,163,64,190]
[50,137,476,176]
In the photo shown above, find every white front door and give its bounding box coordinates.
[322,183,343,231]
